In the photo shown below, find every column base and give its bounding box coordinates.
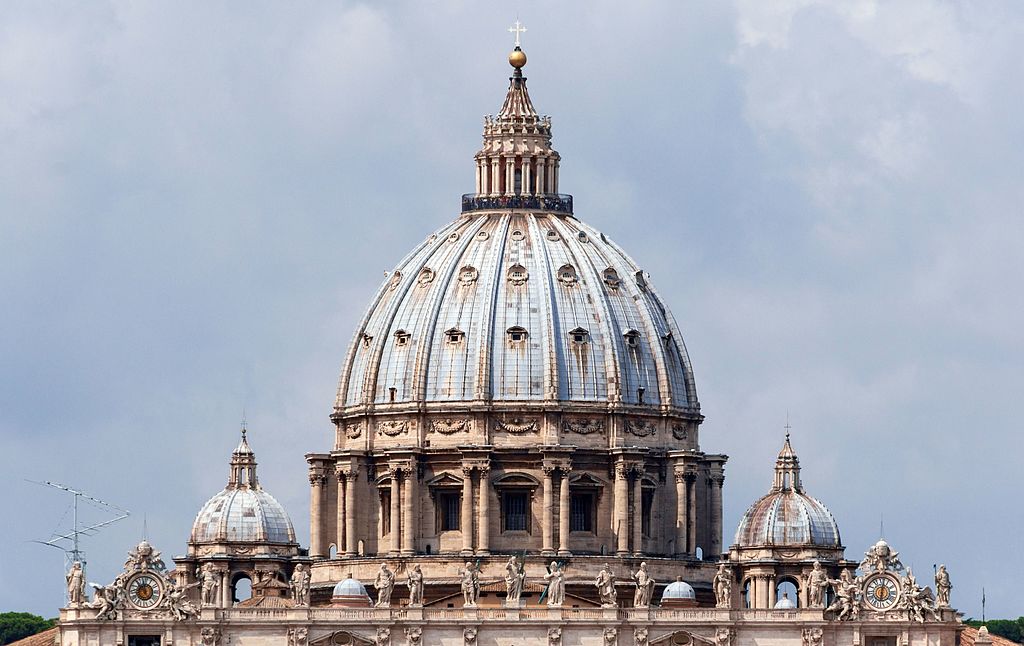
[541,549,556,556]
[400,550,415,557]
[475,549,491,556]
[460,549,475,557]
[344,551,357,557]
[557,549,572,556]
[616,550,630,557]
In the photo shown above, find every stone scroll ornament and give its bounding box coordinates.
[603,628,618,646]
[430,418,470,435]
[548,628,562,646]
[286,629,307,646]
[714,629,735,646]
[563,418,604,435]
[633,628,649,646]
[376,627,391,646]
[404,627,422,646]
[625,419,656,437]
[496,418,538,434]
[378,420,409,436]
[464,628,478,646]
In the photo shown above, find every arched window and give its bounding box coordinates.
[742,579,753,609]
[776,578,800,608]
[232,573,252,605]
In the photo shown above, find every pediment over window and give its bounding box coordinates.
[426,472,464,488]
[493,472,540,488]
[309,630,375,646]
[570,472,606,487]
[649,631,715,646]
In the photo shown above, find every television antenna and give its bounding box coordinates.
[29,480,130,596]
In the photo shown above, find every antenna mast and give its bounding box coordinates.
[30,480,130,599]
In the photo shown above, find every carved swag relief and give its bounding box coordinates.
[563,418,604,435]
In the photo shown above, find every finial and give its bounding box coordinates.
[241,409,247,440]
[509,19,527,48]
[508,20,528,69]
[784,411,792,441]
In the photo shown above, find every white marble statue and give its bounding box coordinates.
[825,570,860,621]
[165,580,200,621]
[595,564,617,608]
[631,562,655,608]
[460,562,480,607]
[374,563,396,607]
[713,564,732,609]
[407,565,424,606]
[901,568,941,622]
[504,556,525,606]
[935,565,952,607]
[67,562,86,605]
[200,563,220,606]
[89,583,120,620]
[543,561,565,607]
[805,561,828,608]
[290,563,310,606]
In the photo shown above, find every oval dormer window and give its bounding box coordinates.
[417,267,435,286]
[510,229,525,241]
[546,229,559,241]
[557,264,578,286]
[623,329,640,349]
[603,267,621,288]
[459,266,479,285]
[394,330,411,347]
[507,263,528,285]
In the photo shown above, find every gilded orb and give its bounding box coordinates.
[508,47,527,69]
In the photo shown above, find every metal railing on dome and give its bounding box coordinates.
[461,193,574,215]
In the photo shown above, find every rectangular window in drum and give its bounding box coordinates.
[502,491,529,532]
[438,492,461,531]
[570,492,594,532]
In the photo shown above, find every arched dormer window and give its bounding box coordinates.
[506,326,528,345]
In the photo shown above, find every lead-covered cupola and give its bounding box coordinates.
[471,45,562,200]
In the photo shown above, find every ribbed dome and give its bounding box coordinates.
[661,578,696,600]
[190,428,297,546]
[191,488,296,544]
[334,212,698,413]
[734,436,841,548]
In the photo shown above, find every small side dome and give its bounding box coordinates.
[734,435,841,548]
[190,428,298,548]
[775,592,797,609]
[332,577,371,607]
[660,576,697,608]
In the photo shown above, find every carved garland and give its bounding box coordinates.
[671,423,688,440]
[430,418,470,435]
[378,420,409,437]
[495,418,538,434]
[563,419,604,435]
[625,419,657,437]
[345,423,362,439]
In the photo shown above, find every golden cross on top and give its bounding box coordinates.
[509,20,527,47]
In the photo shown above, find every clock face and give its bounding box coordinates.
[864,574,900,611]
[127,573,163,610]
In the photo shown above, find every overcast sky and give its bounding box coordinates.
[1,1,1021,619]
